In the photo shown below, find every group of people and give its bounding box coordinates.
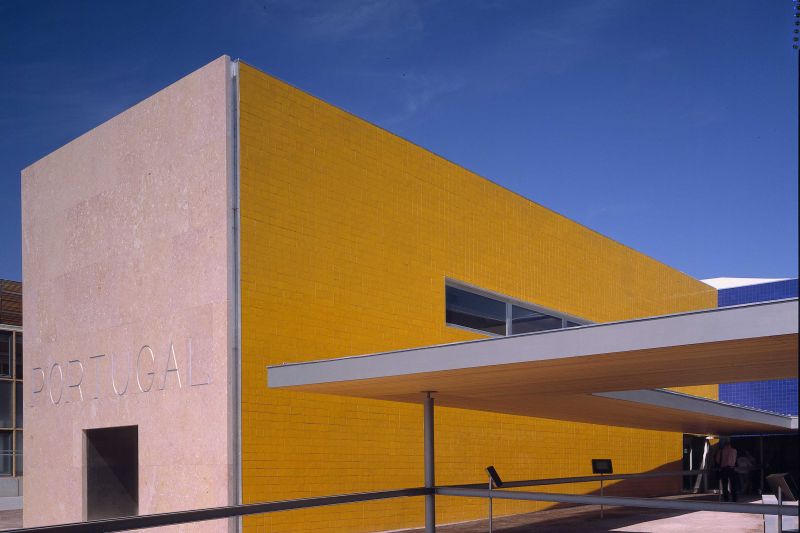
[714,439,758,502]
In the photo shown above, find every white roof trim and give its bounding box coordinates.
[702,277,792,289]
[595,389,798,431]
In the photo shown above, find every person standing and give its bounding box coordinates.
[717,440,739,502]
[736,450,755,495]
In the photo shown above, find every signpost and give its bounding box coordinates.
[486,466,503,533]
[766,473,798,533]
[592,459,613,519]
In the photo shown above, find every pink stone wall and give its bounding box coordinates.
[21,56,235,531]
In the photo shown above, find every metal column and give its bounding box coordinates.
[600,475,605,518]
[424,392,436,533]
[759,436,765,495]
[488,476,493,533]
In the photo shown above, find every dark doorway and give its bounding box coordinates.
[85,425,138,520]
[730,434,800,496]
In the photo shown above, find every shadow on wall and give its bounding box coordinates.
[453,461,686,519]
[408,461,724,533]
[589,460,684,498]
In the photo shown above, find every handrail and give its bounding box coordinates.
[6,469,795,532]
[444,469,708,489]
[437,487,799,516]
[3,487,429,533]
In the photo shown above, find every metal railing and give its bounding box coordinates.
[443,468,708,489]
[5,470,797,532]
[5,488,429,533]
[437,486,795,516]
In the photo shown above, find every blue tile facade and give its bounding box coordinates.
[717,278,798,415]
[719,379,797,415]
[718,278,798,307]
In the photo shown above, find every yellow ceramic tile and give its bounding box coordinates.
[238,63,717,532]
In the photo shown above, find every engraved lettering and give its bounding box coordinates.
[89,354,105,399]
[136,345,156,393]
[49,363,64,405]
[188,337,211,386]
[67,359,85,402]
[111,352,130,396]
[31,367,45,395]
[159,342,182,390]
[44,337,210,405]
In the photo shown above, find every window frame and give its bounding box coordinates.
[0,331,11,378]
[0,326,22,477]
[445,284,509,336]
[445,278,591,337]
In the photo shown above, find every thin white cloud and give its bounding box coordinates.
[306,0,424,40]
[585,202,651,221]
[238,0,425,42]
[389,73,464,125]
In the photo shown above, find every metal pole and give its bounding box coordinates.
[424,392,435,533]
[600,476,604,519]
[488,476,493,533]
[759,436,764,495]
[777,485,783,533]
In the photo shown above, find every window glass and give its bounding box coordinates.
[0,382,11,428]
[0,431,10,475]
[14,431,21,476]
[446,286,506,335]
[566,321,581,328]
[0,332,10,377]
[511,305,563,334]
[15,382,22,428]
[15,333,21,380]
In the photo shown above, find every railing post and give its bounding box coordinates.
[759,436,764,495]
[424,392,436,533]
[600,475,604,519]
[488,475,493,533]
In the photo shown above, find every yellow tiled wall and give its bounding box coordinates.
[238,62,718,532]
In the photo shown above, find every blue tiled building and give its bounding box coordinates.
[706,278,798,415]
[718,278,798,307]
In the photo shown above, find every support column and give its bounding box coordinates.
[759,435,764,495]
[424,392,435,533]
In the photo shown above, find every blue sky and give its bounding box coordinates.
[0,0,797,282]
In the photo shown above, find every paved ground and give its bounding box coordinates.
[402,495,765,533]
[0,495,771,532]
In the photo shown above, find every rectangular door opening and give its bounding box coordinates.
[85,425,138,520]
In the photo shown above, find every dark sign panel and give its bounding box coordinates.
[592,459,613,474]
[486,465,504,488]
